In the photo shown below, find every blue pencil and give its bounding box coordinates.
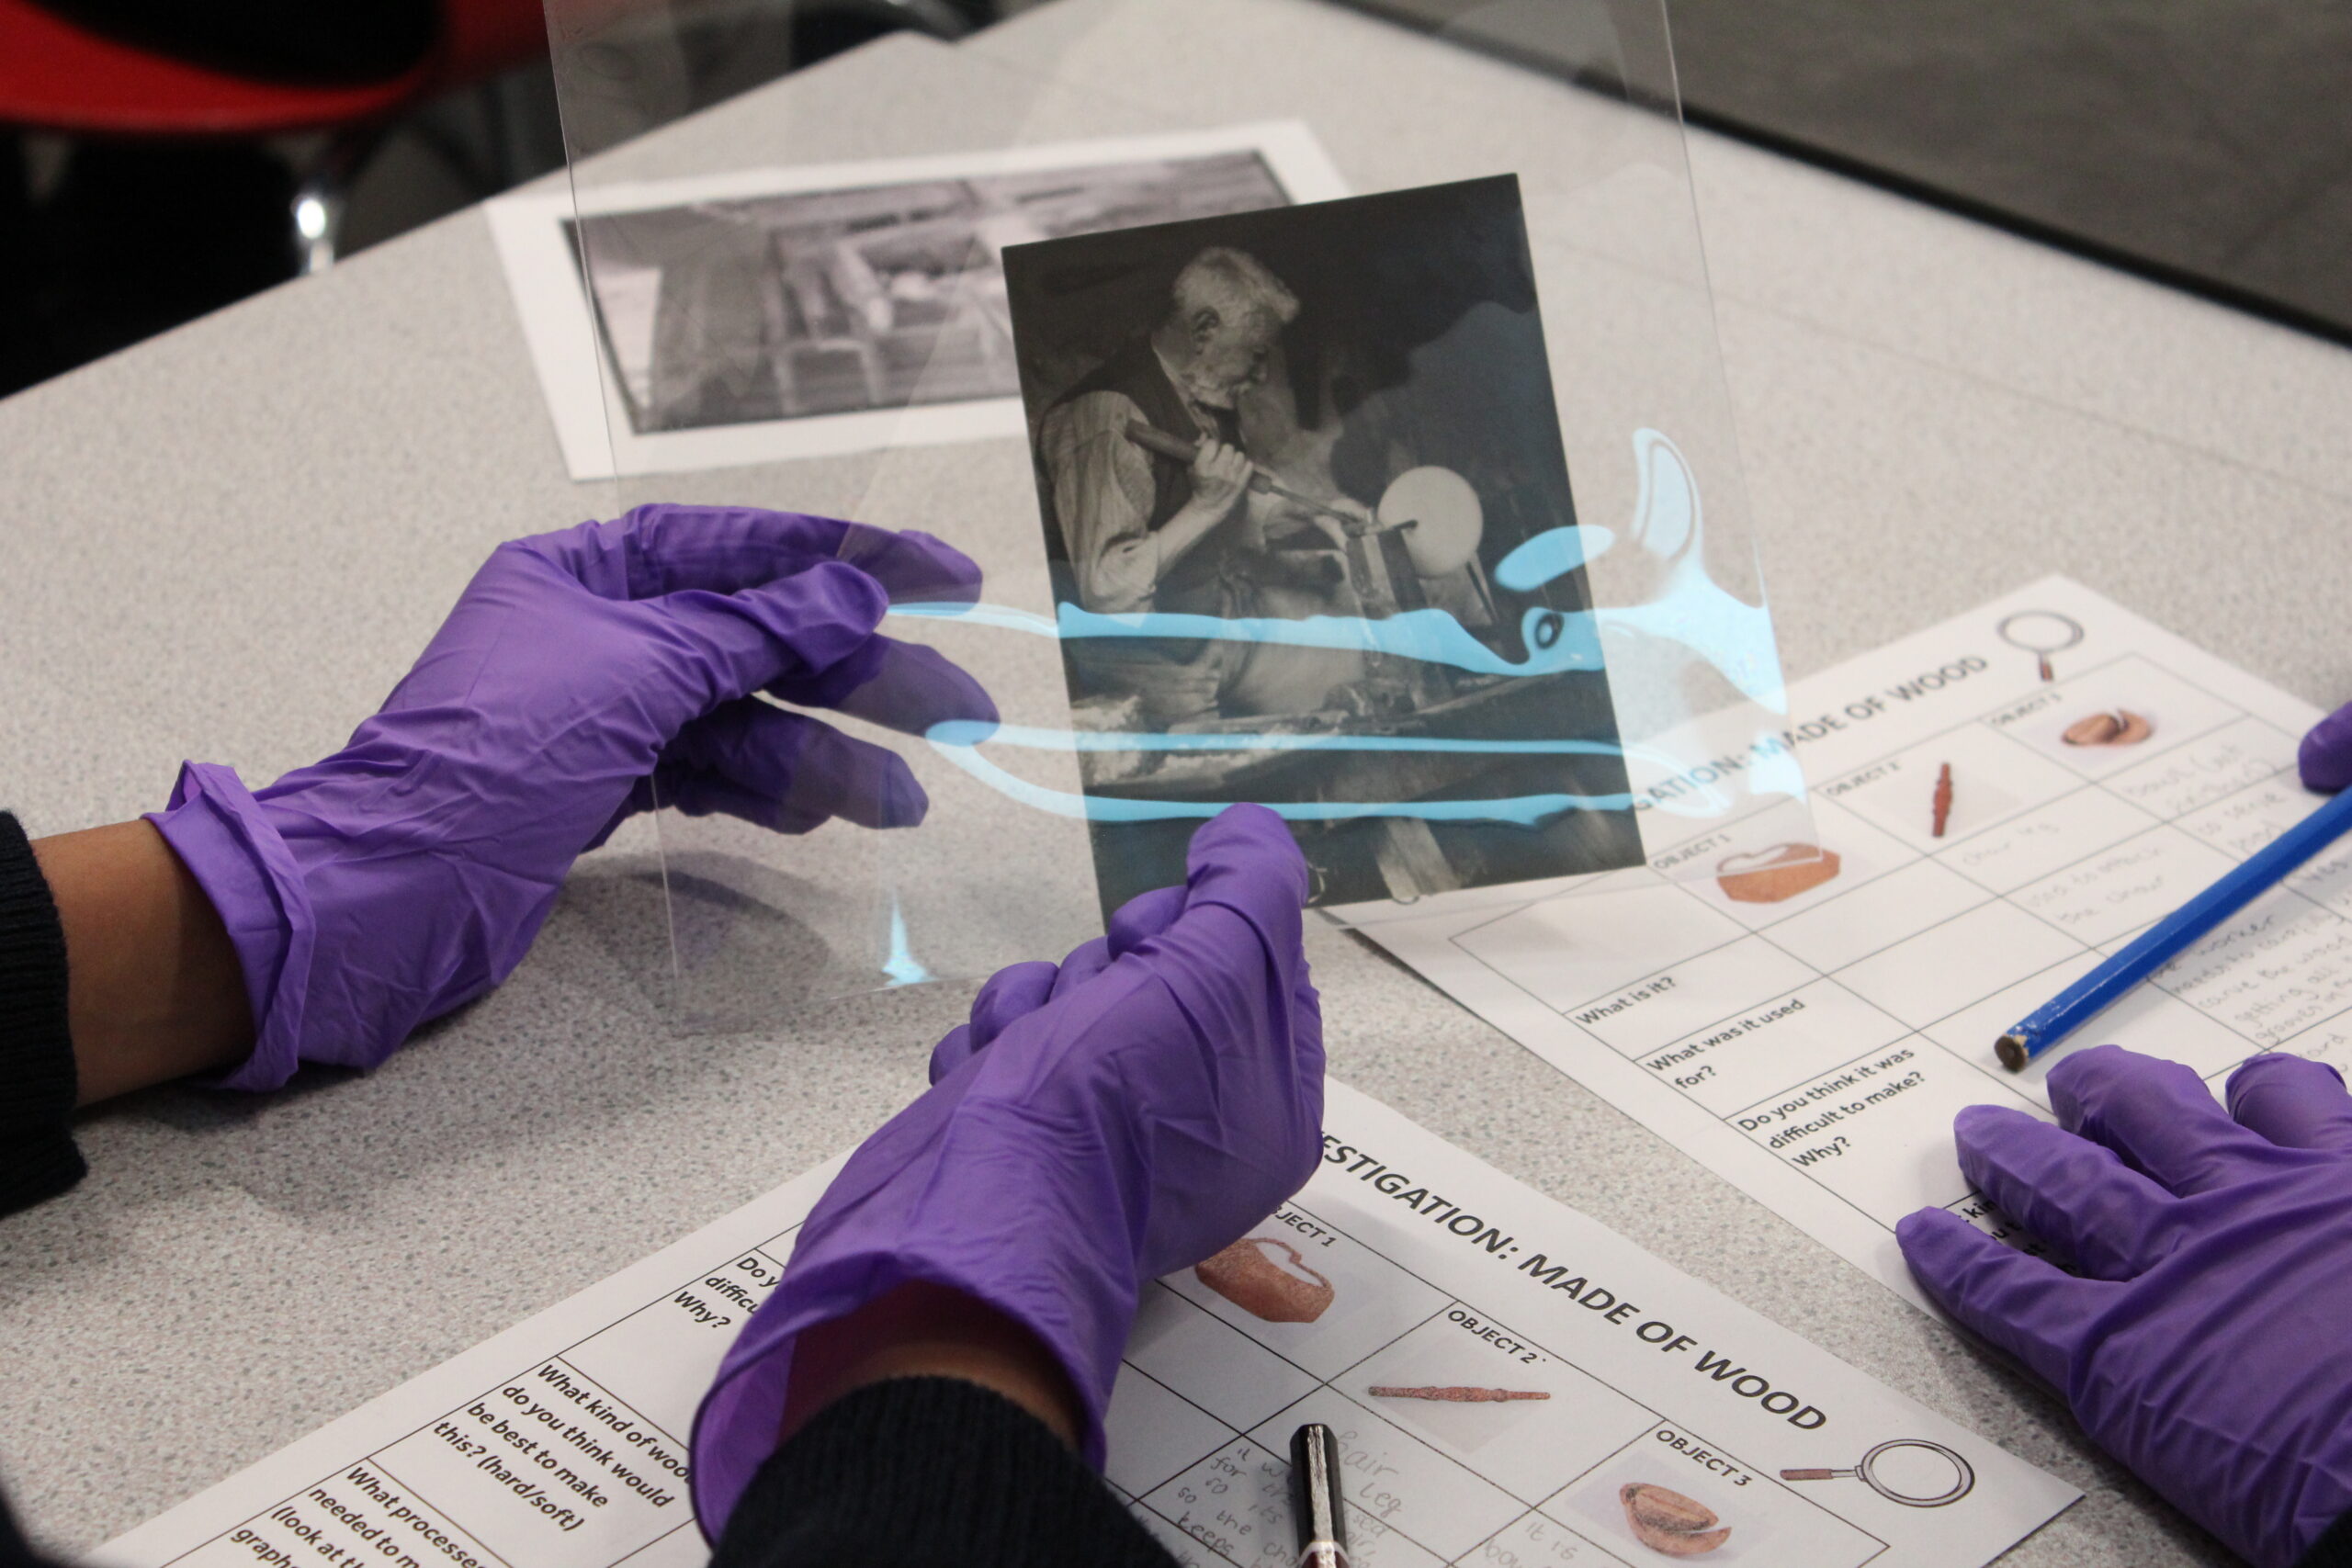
[1996,784,2352,1071]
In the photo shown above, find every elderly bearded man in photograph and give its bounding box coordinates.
[1005,176,1642,914]
[1036,245,1370,729]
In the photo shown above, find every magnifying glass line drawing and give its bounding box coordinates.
[1781,1439,1975,1507]
[1997,611,2086,684]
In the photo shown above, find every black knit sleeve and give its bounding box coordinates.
[0,1476,67,1568]
[711,1376,1181,1568]
[0,813,86,1218]
[2301,1509,2352,1568]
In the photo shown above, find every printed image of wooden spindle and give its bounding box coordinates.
[1367,1385,1550,1403]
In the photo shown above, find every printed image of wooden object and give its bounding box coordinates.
[1620,1483,1731,1556]
[1714,842,1842,904]
[2063,709,2154,747]
[1193,1235,1335,1322]
[1932,762,1954,838]
[1367,1384,1550,1403]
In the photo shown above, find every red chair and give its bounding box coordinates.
[0,0,552,267]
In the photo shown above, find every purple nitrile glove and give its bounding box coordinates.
[1896,1045,2352,1567]
[146,503,993,1091]
[2303,698,2352,795]
[689,803,1324,1535]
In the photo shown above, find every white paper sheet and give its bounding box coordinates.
[486,122,1348,479]
[1339,577,2350,1309]
[94,1082,2073,1568]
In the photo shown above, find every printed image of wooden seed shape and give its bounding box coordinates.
[1193,1236,1335,1323]
[1620,1483,1731,1557]
[2062,709,2154,746]
[1715,842,1841,903]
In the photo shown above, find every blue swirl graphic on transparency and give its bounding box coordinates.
[924,721,1639,825]
[890,429,1792,827]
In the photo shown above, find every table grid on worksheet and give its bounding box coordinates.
[150,1194,1897,1568]
[157,1230,813,1568]
[1111,1197,1887,1568]
[1445,649,2352,1246]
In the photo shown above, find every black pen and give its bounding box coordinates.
[1290,1423,1351,1567]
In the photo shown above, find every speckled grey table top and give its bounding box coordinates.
[2,3,2347,1564]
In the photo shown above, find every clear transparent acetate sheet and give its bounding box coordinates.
[502,0,1811,1023]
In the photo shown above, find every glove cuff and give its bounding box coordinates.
[2297,1506,2352,1568]
[690,1247,1125,1539]
[146,762,316,1093]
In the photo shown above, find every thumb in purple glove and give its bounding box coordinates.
[146,504,994,1090]
[1897,1044,2352,1567]
[688,803,1324,1537]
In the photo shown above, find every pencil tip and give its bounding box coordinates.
[1996,1034,2028,1072]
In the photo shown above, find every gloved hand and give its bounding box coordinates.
[1897,1045,2352,1567]
[690,804,1324,1534]
[148,503,992,1091]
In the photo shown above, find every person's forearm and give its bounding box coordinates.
[30,821,251,1104]
[1079,501,1230,613]
[1151,496,1237,573]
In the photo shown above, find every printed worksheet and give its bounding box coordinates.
[1337,577,2350,1308]
[96,1083,2073,1568]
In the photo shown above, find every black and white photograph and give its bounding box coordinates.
[485,124,1346,478]
[1003,175,1641,914]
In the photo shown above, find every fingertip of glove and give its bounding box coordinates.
[2045,1041,2129,1077]
[2045,1042,2216,1128]
[2301,701,2352,794]
[1204,800,1287,839]
[835,524,984,604]
[2041,1042,2132,1111]
[927,1023,975,1085]
[899,530,985,604]
[1952,1100,2035,1139]
[878,761,930,829]
[1188,804,1308,900]
[799,557,894,620]
[1893,1206,1973,1269]
[919,648,1001,729]
[2225,1050,2346,1112]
